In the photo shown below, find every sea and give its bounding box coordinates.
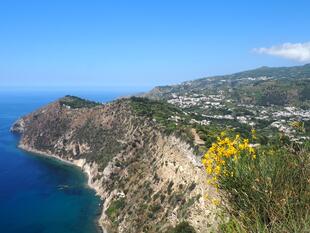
[0,89,144,233]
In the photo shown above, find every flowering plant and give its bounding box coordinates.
[202,131,256,186]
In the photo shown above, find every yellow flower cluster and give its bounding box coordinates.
[202,132,256,184]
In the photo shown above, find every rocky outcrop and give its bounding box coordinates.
[12,96,220,233]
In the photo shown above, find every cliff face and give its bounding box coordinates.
[12,96,220,233]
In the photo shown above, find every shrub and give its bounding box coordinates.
[202,131,256,186]
[188,182,196,192]
[202,132,310,232]
[167,221,196,233]
[106,198,126,222]
[149,204,161,213]
[59,95,100,108]
[167,181,174,195]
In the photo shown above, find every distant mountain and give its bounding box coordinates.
[144,64,310,107]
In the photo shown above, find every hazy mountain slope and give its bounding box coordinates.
[145,64,310,107]
[142,64,310,150]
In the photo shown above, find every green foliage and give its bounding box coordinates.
[219,217,247,233]
[130,96,183,123]
[59,95,100,109]
[73,119,123,170]
[232,107,254,117]
[188,182,196,192]
[149,204,161,213]
[300,85,310,101]
[167,181,174,195]
[218,141,310,233]
[166,222,196,233]
[130,97,197,146]
[106,198,126,223]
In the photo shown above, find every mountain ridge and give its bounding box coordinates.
[11,96,220,233]
[144,63,310,108]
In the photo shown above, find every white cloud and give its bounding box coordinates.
[254,42,310,62]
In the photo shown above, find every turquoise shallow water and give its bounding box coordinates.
[0,90,138,233]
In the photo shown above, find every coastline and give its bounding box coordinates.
[18,143,108,233]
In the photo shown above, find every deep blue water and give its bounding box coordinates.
[0,90,140,233]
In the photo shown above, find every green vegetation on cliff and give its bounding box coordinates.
[166,222,196,233]
[130,96,183,123]
[130,97,195,144]
[59,95,101,109]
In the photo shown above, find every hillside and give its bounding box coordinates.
[143,64,310,144]
[141,64,310,232]
[145,64,310,107]
[11,96,220,233]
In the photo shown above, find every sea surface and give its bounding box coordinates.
[0,89,142,233]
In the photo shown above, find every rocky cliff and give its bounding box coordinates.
[11,95,220,233]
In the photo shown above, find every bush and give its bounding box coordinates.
[149,204,161,213]
[167,222,196,233]
[106,198,126,222]
[59,95,100,108]
[202,132,310,232]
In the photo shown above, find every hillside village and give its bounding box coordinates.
[165,91,310,142]
[144,66,310,144]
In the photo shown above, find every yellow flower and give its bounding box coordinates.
[212,199,220,206]
[249,146,255,154]
[238,143,246,150]
[214,165,221,175]
[202,131,256,189]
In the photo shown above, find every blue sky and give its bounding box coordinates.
[1,0,310,90]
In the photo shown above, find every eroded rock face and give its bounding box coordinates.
[12,96,220,233]
[11,118,26,133]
